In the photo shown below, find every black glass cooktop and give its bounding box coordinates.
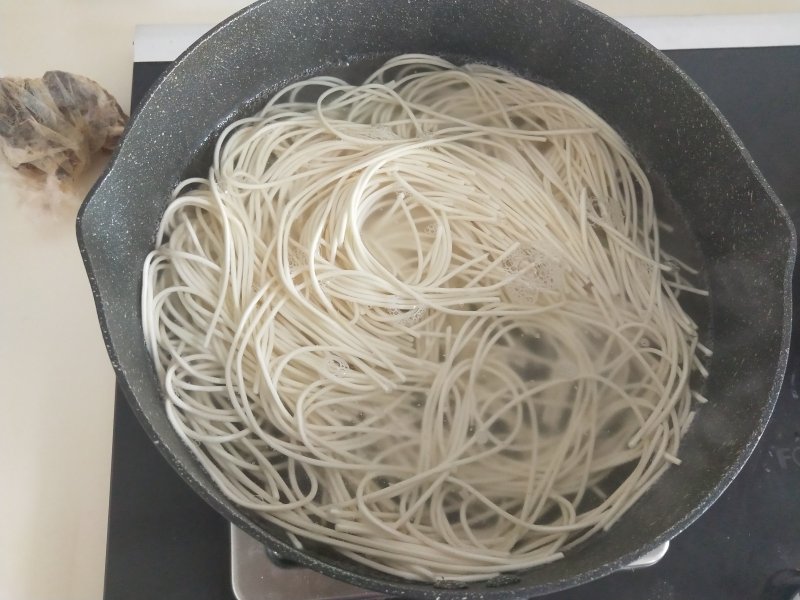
[103,46,800,600]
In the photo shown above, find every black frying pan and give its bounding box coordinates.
[77,1,795,597]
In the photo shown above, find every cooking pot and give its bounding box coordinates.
[77,1,795,597]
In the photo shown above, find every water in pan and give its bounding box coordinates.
[156,53,711,577]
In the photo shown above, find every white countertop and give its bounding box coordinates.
[1,2,799,599]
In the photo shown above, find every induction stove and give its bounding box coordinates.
[102,26,800,600]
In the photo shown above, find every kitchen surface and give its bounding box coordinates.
[2,2,800,600]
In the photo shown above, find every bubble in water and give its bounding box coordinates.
[287,248,307,276]
[485,574,522,588]
[326,356,350,377]
[364,125,399,141]
[507,281,538,305]
[386,295,427,326]
[387,294,402,317]
[433,579,467,590]
[399,305,427,326]
[502,243,563,302]
[424,223,440,236]
[639,337,651,348]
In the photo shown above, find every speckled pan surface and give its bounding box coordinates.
[77,1,795,597]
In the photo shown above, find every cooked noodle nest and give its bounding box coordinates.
[142,54,708,582]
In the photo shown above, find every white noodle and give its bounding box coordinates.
[141,55,708,582]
